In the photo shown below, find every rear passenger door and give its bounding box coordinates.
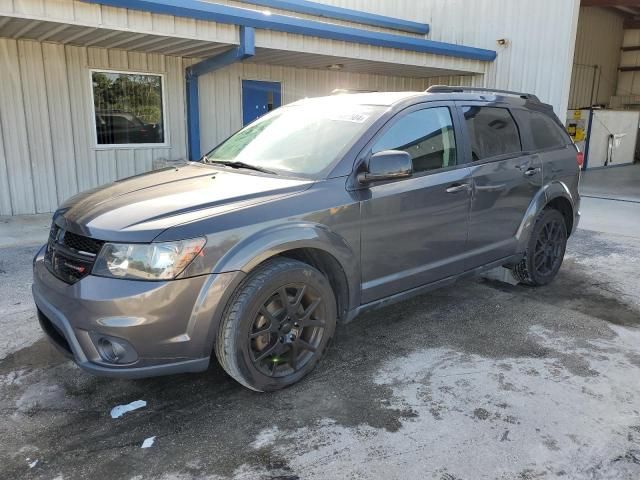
[512,108,578,193]
[456,103,543,268]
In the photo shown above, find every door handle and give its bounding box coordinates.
[446,183,471,193]
[523,167,541,177]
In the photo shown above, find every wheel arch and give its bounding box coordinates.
[516,181,577,252]
[276,247,350,323]
[546,196,574,236]
[213,222,360,321]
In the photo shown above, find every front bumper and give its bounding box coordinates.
[32,245,243,379]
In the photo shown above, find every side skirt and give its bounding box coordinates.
[346,254,523,322]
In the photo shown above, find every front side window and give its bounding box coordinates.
[205,102,384,177]
[463,106,521,160]
[92,71,165,146]
[372,107,457,173]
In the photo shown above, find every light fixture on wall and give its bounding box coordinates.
[496,38,508,47]
[327,64,344,71]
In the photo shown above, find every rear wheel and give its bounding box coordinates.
[512,208,567,286]
[215,258,337,392]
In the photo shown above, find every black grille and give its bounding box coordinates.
[62,231,103,255]
[44,224,104,284]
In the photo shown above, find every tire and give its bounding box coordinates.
[215,258,337,392]
[512,208,568,286]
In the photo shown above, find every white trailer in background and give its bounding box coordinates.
[567,109,639,169]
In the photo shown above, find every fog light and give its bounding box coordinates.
[97,337,127,363]
[90,332,138,365]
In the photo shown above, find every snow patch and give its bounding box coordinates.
[250,426,280,449]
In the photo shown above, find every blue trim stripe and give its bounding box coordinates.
[236,0,428,35]
[83,0,496,62]
[186,26,256,161]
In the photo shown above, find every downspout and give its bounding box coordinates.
[185,72,200,161]
[186,26,256,161]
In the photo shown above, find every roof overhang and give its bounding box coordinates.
[248,47,478,78]
[0,16,233,57]
[0,0,491,77]
[232,0,429,34]
[80,0,496,62]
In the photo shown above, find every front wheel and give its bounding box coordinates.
[512,208,568,286]
[215,258,337,392]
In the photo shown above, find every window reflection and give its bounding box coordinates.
[92,71,165,145]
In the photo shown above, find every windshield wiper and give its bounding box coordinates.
[201,156,276,175]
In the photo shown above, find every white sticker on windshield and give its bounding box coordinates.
[327,112,370,123]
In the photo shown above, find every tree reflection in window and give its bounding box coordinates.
[92,71,165,145]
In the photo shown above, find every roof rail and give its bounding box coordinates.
[425,85,540,102]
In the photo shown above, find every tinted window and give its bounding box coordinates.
[92,71,165,145]
[528,111,569,150]
[372,107,457,173]
[462,107,521,160]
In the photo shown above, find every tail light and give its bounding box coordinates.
[576,151,584,168]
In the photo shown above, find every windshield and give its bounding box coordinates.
[204,102,385,177]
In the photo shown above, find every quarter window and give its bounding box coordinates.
[372,107,457,173]
[462,106,521,160]
[91,70,165,146]
[528,111,570,150]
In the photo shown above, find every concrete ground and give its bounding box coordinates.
[580,163,640,203]
[579,163,640,238]
[1,167,640,480]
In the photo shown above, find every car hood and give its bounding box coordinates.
[56,163,313,242]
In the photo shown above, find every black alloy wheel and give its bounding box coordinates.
[532,217,565,277]
[249,283,327,377]
[216,258,337,392]
[512,208,568,286]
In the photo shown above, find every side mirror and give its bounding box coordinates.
[358,150,413,184]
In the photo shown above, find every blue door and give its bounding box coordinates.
[242,80,282,126]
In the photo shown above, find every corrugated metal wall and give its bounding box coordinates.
[397,0,580,117]
[248,0,581,115]
[617,29,640,97]
[568,7,624,109]
[218,0,424,36]
[0,0,584,214]
[195,62,476,153]
[3,0,581,114]
[0,37,476,215]
[0,39,188,215]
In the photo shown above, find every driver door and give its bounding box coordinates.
[358,103,472,304]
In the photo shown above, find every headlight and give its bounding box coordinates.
[93,238,206,280]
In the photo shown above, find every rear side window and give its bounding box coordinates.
[372,107,457,173]
[527,111,570,150]
[462,106,521,161]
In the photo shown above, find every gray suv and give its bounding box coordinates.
[33,86,581,391]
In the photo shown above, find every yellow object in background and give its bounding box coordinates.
[566,110,586,142]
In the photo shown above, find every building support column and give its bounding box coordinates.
[185,26,255,161]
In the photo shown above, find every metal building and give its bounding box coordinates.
[0,0,588,215]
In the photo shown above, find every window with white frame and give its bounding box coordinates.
[91,70,166,146]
